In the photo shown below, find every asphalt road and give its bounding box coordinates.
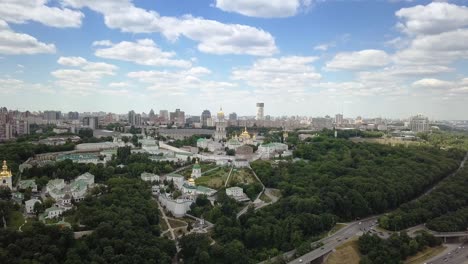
[288,217,379,264]
[428,244,468,264]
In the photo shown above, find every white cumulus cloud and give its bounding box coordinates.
[396,2,468,35]
[52,57,118,95]
[214,0,312,18]
[325,50,391,71]
[94,39,192,68]
[0,0,83,28]
[0,20,56,55]
[61,0,277,56]
[231,56,321,90]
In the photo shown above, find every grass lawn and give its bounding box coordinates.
[404,245,446,264]
[269,189,282,198]
[260,193,272,203]
[195,167,231,189]
[325,238,361,264]
[229,168,257,186]
[168,218,187,228]
[159,215,169,231]
[21,218,39,232]
[182,217,196,224]
[7,210,25,230]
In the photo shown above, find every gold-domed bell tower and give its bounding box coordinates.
[214,107,227,141]
[0,160,13,190]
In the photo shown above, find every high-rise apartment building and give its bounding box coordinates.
[135,114,142,126]
[409,114,430,132]
[170,109,185,127]
[335,114,343,126]
[159,110,169,122]
[201,110,211,126]
[83,117,99,130]
[68,112,79,120]
[256,103,264,120]
[229,112,237,121]
[128,110,136,126]
[43,111,61,123]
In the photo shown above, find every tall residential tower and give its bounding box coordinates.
[256,103,264,120]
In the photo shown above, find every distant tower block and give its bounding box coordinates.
[256,103,264,120]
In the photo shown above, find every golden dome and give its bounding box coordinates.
[188,177,196,186]
[217,107,225,120]
[0,160,12,178]
[240,127,251,139]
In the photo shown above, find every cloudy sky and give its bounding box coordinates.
[0,0,468,119]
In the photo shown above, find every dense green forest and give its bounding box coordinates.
[0,178,176,264]
[380,165,468,231]
[359,231,442,264]
[426,207,468,232]
[0,142,75,172]
[182,138,464,262]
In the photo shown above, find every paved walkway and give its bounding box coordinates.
[224,167,234,187]
[156,200,175,241]
[18,219,27,232]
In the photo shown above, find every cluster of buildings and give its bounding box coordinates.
[0,107,30,141]
[156,160,217,217]
[0,160,96,220]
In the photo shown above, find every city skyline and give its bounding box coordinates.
[1,1,468,119]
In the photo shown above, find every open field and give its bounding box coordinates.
[260,193,272,203]
[195,167,231,189]
[168,218,187,228]
[404,245,446,264]
[325,239,360,264]
[7,211,25,230]
[228,168,257,186]
[159,215,168,231]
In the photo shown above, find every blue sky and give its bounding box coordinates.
[0,0,468,119]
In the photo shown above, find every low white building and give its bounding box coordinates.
[18,179,38,192]
[182,183,217,196]
[233,159,249,168]
[76,172,95,186]
[46,179,65,194]
[226,187,244,197]
[226,186,250,202]
[258,143,288,158]
[45,206,64,219]
[141,172,160,182]
[25,199,41,214]
[46,173,94,201]
[140,137,159,152]
[216,160,229,166]
[158,193,194,218]
[197,138,223,152]
[164,174,185,189]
